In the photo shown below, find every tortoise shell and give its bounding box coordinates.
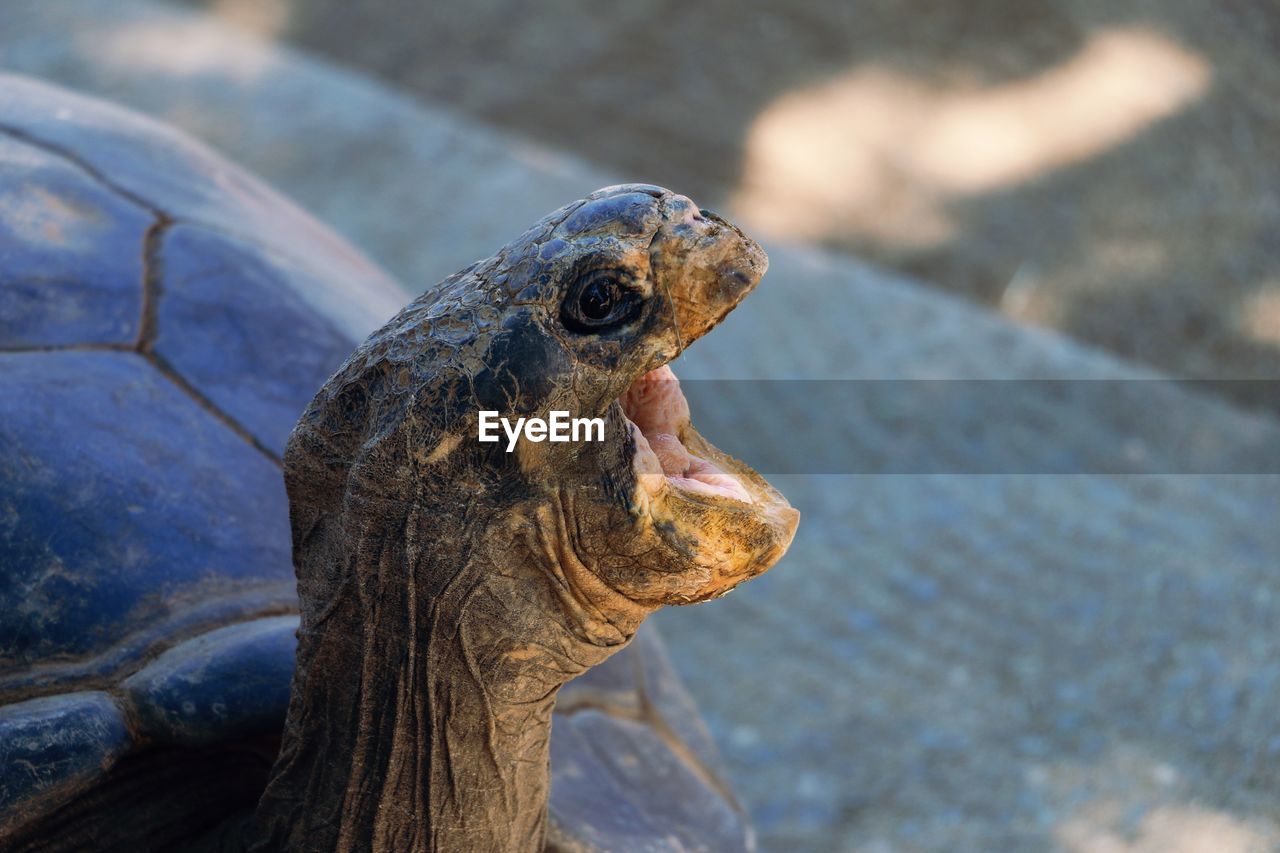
[0,74,750,851]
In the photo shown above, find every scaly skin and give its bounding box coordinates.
[250,185,798,852]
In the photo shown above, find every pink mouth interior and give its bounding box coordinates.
[620,365,753,503]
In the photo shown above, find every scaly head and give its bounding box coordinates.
[287,183,798,625]
[437,183,798,607]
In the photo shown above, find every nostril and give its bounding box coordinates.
[715,264,754,296]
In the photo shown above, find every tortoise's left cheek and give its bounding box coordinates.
[472,313,571,416]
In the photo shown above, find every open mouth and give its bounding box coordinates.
[620,365,754,504]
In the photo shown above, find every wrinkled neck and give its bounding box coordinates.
[252,503,650,852]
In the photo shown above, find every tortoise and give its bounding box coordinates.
[0,74,798,851]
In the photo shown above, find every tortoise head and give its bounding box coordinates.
[457,184,798,607]
[286,184,797,619]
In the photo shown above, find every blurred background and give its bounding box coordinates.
[180,0,1280,413]
[3,1,1278,850]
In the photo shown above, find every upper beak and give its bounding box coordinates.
[649,194,768,346]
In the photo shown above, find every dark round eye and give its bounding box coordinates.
[562,269,642,332]
[580,278,616,320]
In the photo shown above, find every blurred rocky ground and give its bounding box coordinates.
[173,0,1280,413]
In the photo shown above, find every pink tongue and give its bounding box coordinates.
[673,468,753,504]
[642,431,753,503]
[647,433,691,476]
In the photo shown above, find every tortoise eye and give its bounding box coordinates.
[580,278,616,321]
[562,270,641,332]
